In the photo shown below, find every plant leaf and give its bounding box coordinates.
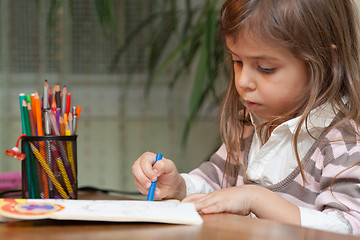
[94,0,118,40]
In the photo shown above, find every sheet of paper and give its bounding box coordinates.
[0,199,203,225]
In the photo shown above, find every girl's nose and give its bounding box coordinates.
[235,66,256,91]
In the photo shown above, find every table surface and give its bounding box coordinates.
[0,191,358,240]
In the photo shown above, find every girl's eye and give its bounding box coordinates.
[233,60,243,66]
[257,66,275,74]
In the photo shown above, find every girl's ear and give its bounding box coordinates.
[331,44,337,51]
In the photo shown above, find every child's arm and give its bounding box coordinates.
[183,185,301,225]
[132,152,187,200]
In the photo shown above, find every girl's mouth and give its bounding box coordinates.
[245,100,261,110]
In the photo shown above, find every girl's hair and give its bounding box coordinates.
[218,0,360,186]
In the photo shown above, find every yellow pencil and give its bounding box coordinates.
[65,123,76,183]
[29,142,68,199]
[56,158,74,197]
[49,142,74,198]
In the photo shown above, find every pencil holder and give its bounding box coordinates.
[21,135,78,199]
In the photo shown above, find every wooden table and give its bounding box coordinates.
[0,191,358,240]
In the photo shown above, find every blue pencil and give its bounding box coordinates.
[147,153,162,201]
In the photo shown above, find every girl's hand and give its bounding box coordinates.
[183,185,301,225]
[182,186,252,215]
[132,152,186,200]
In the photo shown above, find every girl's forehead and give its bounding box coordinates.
[226,34,284,53]
[225,33,299,62]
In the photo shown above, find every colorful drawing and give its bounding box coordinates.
[0,199,64,218]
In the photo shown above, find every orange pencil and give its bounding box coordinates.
[59,116,65,136]
[34,91,49,198]
[34,92,44,136]
[75,106,82,134]
[63,113,68,125]
[76,106,82,118]
[31,93,36,134]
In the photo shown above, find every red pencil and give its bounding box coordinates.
[66,92,71,116]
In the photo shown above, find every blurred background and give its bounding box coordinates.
[5,0,359,195]
[0,0,227,193]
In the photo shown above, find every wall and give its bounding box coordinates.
[0,0,221,193]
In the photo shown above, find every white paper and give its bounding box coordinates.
[0,199,203,225]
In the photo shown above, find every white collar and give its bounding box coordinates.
[249,103,337,135]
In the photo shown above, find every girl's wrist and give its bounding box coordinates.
[175,174,187,200]
[247,185,266,217]
[165,174,186,200]
[246,185,301,224]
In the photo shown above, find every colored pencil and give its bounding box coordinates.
[20,98,36,198]
[65,122,76,183]
[66,92,71,116]
[75,106,82,134]
[19,93,27,135]
[43,80,49,110]
[61,85,67,116]
[50,143,74,198]
[27,103,36,136]
[35,91,50,198]
[29,142,68,199]
[147,154,163,201]
[59,116,65,136]
[68,113,73,135]
[55,84,61,109]
[34,92,44,136]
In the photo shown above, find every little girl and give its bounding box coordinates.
[132,0,360,235]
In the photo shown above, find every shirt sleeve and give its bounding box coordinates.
[300,207,351,234]
[180,173,214,196]
[315,127,360,235]
[185,144,230,190]
[182,142,250,195]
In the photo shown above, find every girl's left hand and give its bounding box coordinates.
[183,185,301,225]
[182,185,253,215]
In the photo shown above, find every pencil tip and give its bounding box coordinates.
[76,106,82,117]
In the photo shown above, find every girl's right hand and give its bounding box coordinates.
[131,152,186,200]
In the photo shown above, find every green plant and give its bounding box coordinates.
[111,0,228,145]
[43,0,229,145]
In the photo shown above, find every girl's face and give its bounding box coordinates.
[226,35,309,121]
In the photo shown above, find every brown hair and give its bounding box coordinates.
[218,0,360,186]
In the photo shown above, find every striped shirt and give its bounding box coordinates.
[182,116,360,235]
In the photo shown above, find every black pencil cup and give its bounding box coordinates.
[21,135,78,199]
